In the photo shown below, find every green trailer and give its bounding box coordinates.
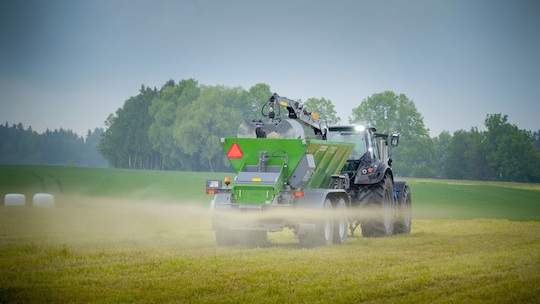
[208,136,355,247]
[206,93,412,247]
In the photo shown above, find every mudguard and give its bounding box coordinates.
[295,189,350,209]
[211,192,232,210]
[353,160,392,186]
[394,180,408,201]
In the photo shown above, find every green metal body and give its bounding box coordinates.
[221,137,354,205]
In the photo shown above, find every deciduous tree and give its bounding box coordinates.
[350,91,434,177]
[304,97,340,124]
[173,85,246,171]
[148,79,201,170]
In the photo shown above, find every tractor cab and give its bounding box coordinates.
[327,125,399,186]
[327,125,379,179]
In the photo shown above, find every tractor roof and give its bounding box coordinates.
[328,125,376,133]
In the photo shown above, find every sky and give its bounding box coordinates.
[1,0,539,138]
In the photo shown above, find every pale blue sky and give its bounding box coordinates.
[1,0,539,137]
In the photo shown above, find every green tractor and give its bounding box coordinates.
[206,93,411,247]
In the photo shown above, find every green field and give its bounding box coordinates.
[1,166,539,303]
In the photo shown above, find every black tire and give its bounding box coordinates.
[394,185,412,234]
[360,175,394,237]
[333,196,348,244]
[299,198,334,247]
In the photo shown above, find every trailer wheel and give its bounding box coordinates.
[394,185,412,234]
[333,196,348,244]
[320,198,335,245]
[299,198,334,247]
[360,174,394,237]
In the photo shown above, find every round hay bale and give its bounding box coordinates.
[32,193,55,207]
[4,194,26,206]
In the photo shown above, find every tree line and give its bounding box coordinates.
[0,123,107,167]
[98,79,540,183]
[2,78,538,183]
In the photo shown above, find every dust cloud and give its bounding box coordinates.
[1,195,435,250]
[1,195,217,250]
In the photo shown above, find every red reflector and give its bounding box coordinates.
[293,191,305,197]
[206,189,217,195]
[227,143,243,158]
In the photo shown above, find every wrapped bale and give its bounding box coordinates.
[32,193,55,207]
[4,194,26,206]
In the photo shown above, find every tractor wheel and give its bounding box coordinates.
[394,185,412,234]
[299,198,334,247]
[360,175,394,237]
[333,196,348,244]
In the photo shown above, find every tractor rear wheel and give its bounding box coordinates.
[360,174,394,237]
[394,185,412,234]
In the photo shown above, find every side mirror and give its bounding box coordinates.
[391,133,400,146]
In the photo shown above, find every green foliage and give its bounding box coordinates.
[95,81,538,182]
[483,114,540,182]
[148,79,201,170]
[0,123,106,167]
[432,131,452,177]
[304,97,340,124]
[443,128,492,180]
[533,130,540,152]
[349,91,435,177]
[99,86,160,169]
[104,80,270,171]
[239,83,272,120]
[441,115,540,183]
[174,85,246,171]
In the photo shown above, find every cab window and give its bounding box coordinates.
[327,130,367,160]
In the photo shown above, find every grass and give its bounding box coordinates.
[0,165,230,202]
[1,207,538,303]
[2,165,539,220]
[407,179,540,220]
[1,166,540,302]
